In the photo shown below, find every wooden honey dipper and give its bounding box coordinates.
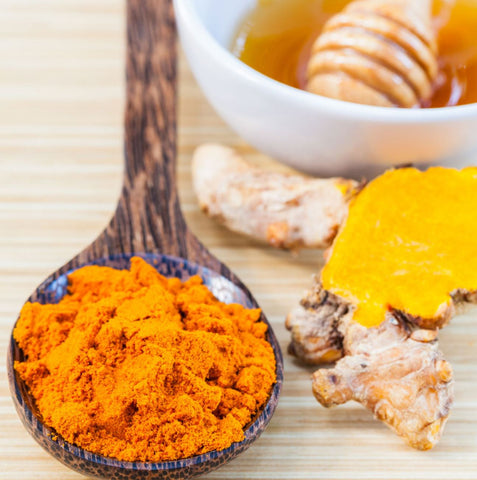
[306,0,438,107]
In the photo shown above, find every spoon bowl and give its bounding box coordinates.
[8,253,283,480]
[6,0,283,477]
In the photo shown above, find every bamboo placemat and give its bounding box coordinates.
[0,1,476,478]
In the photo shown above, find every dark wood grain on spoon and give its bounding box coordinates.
[7,0,283,478]
[69,0,235,282]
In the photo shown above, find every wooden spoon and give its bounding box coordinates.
[6,1,283,479]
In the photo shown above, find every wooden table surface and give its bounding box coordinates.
[1,1,476,479]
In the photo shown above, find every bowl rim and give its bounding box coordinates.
[174,0,477,123]
[8,253,284,473]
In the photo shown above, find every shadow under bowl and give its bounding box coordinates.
[7,253,284,480]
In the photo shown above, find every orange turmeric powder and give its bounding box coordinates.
[14,257,276,462]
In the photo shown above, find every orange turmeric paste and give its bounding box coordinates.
[322,167,477,327]
[14,257,276,462]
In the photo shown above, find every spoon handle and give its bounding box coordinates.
[72,0,234,279]
[111,0,186,256]
[83,0,191,259]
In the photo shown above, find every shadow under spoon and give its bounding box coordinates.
[6,1,284,479]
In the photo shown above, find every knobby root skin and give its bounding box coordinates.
[192,144,358,250]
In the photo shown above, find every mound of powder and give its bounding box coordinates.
[14,257,276,462]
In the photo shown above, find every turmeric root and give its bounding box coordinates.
[312,314,454,451]
[192,144,358,250]
[287,279,454,450]
[286,276,348,364]
[287,166,477,450]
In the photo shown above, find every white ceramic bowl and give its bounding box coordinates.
[174,0,477,177]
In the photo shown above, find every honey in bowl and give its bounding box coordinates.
[231,0,477,108]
